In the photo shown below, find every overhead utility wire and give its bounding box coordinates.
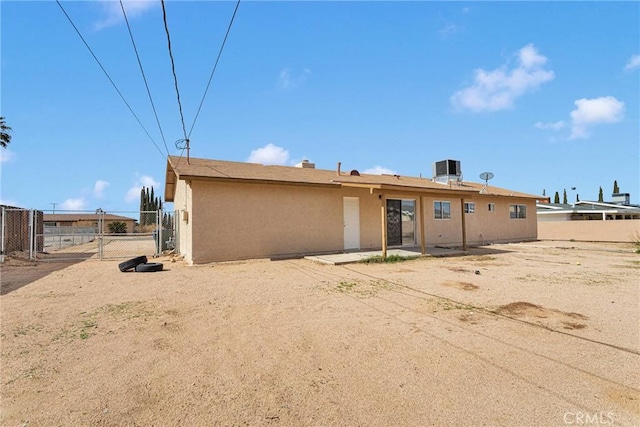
[55,0,165,160]
[160,0,189,143]
[120,0,169,157]
[188,0,241,139]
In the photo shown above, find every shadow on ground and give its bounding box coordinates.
[0,254,94,295]
[464,246,515,256]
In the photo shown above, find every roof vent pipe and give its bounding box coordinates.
[337,162,341,176]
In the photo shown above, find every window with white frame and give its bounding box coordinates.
[509,204,527,219]
[464,202,475,214]
[488,203,495,212]
[434,201,451,219]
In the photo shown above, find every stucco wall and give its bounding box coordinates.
[173,179,192,262]
[465,197,538,245]
[190,181,346,263]
[420,195,537,246]
[538,219,640,242]
[176,178,539,263]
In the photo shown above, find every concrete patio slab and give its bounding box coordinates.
[304,246,467,265]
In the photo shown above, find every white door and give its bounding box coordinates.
[343,197,360,250]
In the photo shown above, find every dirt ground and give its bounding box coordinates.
[1,241,638,426]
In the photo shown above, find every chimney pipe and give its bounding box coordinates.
[337,162,341,176]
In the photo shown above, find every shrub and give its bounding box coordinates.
[108,221,127,234]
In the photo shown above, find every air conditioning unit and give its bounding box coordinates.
[433,160,461,184]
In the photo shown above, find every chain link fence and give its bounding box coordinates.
[0,207,175,263]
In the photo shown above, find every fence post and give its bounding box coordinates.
[98,209,104,260]
[28,210,35,261]
[1,206,5,263]
[156,208,161,256]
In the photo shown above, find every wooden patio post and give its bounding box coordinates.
[381,195,387,259]
[419,196,426,255]
[460,198,467,251]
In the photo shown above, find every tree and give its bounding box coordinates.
[139,185,164,227]
[542,189,546,197]
[576,193,580,202]
[553,191,560,204]
[0,117,12,148]
[562,189,568,204]
[613,180,620,194]
[598,186,604,202]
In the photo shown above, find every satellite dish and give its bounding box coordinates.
[479,172,494,193]
[479,172,494,182]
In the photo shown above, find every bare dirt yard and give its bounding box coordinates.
[1,241,639,426]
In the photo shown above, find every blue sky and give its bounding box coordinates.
[2,1,638,212]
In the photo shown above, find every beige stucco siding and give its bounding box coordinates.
[464,197,537,245]
[418,196,537,247]
[421,195,464,246]
[190,181,347,263]
[172,176,538,263]
[173,179,193,262]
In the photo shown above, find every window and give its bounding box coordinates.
[434,201,451,219]
[510,204,527,219]
[488,203,495,212]
[464,202,475,214]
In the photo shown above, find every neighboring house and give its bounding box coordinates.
[537,198,640,242]
[44,213,137,233]
[537,200,640,221]
[165,156,543,264]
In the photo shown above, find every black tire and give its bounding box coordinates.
[135,262,163,273]
[118,255,148,272]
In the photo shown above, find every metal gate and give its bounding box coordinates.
[0,208,174,262]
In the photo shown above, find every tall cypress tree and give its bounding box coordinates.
[562,189,568,204]
[553,191,560,204]
[598,187,604,202]
[139,187,145,222]
[613,180,619,194]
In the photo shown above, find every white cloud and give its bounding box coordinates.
[363,166,397,175]
[94,0,158,31]
[534,121,566,130]
[624,54,640,71]
[570,96,625,139]
[439,24,458,37]
[93,180,110,198]
[247,143,290,165]
[277,68,312,90]
[125,174,160,203]
[451,43,554,112]
[0,149,15,163]
[462,7,471,14]
[61,198,86,211]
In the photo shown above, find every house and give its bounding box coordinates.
[164,156,543,264]
[43,213,137,234]
[537,200,640,221]
[537,198,640,242]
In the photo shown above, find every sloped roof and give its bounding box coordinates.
[165,156,543,202]
[536,201,640,214]
[44,213,136,222]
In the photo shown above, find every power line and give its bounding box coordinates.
[55,0,166,160]
[188,0,241,139]
[119,0,169,157]
[160,0,188,145]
